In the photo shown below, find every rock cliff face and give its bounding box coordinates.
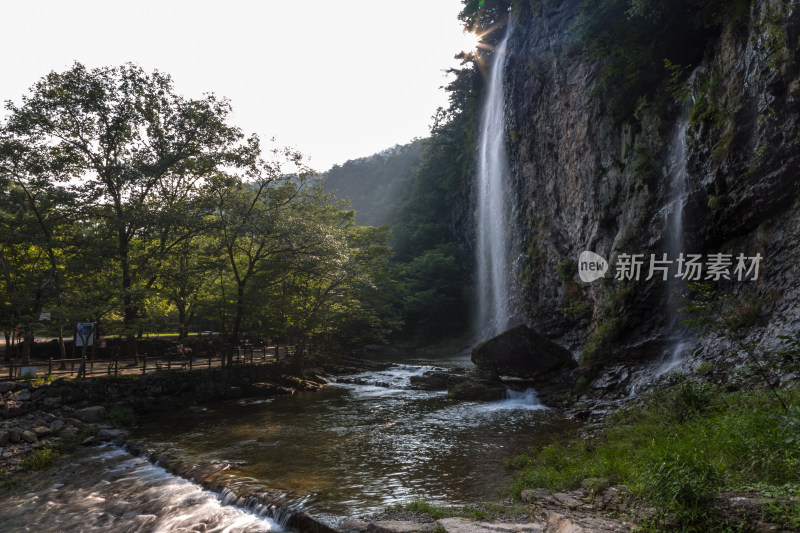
[502,0,800,367]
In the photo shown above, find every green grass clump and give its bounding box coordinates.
[403,500,449,519]
[696,361,714,374]
[765,498,800,530]
[106,405,136,427]
[22,448,60,470]
[506,380,800,530]
[30,375,55,386]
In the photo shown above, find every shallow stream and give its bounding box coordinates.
[0,354,574,531]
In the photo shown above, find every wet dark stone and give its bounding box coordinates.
[472,325,576,380]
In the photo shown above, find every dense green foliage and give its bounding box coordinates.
[507,381,800,530]
[389,109,478,340]
[575,0,750,118]
[106,405,136,427]
[325,132,476,341]
[0,63,397,362]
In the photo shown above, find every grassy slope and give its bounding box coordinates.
[506,379,800,531]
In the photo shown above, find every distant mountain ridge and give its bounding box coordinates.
[324,139,425,227]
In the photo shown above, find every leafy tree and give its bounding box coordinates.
[279,219,399,352]
[1,63,405,363]
[680,282,788,412]
[0,130,77,364]
[4,62,259,361]
[400,243,471,338]
[157,234,219,345]
[459,0,512,33]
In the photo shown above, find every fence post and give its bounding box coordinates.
[189,354,193,371]
[48,358,53,377]
[143,357,147,375]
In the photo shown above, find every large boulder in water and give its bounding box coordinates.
[472,325,576,380]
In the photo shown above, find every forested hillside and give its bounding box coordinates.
[324,141,424,227]
[324,95,481,343]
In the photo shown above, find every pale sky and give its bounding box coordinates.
[0,0,475,171]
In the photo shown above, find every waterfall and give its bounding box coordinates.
[658,109,692,374]
[475,24,519,338]
[628,107,695,396]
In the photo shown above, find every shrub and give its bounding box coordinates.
[573,376,589,396]
[107,405,136,427]
[555,259,577,283]
[706,195,724,210]
[560,302,592,317]
[22,448,60,470]
[696,361,713,374]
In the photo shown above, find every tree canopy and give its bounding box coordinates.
[1,63,397,363]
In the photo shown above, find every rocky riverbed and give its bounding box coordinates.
[0,401,125,478]
[3,349,783,533]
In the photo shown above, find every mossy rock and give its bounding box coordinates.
[447,377,504,401]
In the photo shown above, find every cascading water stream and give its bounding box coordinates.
[476,24,519,338]
[628,104,696,396]
[658,110,693,374]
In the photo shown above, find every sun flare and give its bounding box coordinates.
[459,30,483,53]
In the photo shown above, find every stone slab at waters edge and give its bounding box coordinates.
[472,325,576,380]
[73,406,106,423]
[365,521,435,532]
[435,514,629,533]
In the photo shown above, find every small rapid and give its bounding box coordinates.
[490,388,548,411]
[0,445,284,533]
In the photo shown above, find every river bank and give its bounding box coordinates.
[0,353,589,532]
[0,359,337,482]
[2,352,797,533]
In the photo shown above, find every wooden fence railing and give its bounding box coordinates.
[3,344,306,381]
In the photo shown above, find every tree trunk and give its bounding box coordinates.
[3,330,9,362]
[120,234,139,366]
[295,338,306,366]
[178,303,187,346]
[22,329,33,366]
[228,283,245,367]
[58,323,66,358]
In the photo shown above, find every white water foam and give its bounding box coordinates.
[485,388,548,411]
[0,446,283,533]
